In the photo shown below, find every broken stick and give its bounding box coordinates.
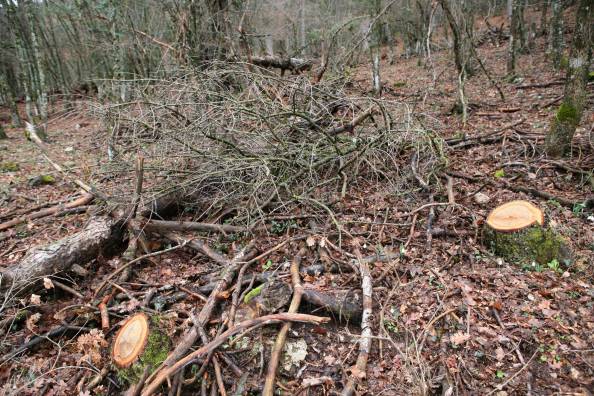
[342,246,373,396]
[262,247,307,396]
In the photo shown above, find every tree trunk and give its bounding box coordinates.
[545,0,593,157]
[540,0,549,36]
[439,0,469,122]
[517,0,527,52]
[507,0,518,74]
[299,0,306,54]
[369,0,383,97]
[549,0,564,69]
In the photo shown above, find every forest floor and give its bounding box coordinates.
[0,32,593,395]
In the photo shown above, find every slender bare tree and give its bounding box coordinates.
[544,0,593,157]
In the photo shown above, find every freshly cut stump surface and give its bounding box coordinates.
[113,313,150,368]
[111,313,170,384]
[483,200,569,265]
[486,200,544,232]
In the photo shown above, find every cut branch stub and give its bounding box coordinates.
[486,200,544,232]
[113,313,150,368]
[483,200,570,265]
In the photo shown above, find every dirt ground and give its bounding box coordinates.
[1,25,593,396]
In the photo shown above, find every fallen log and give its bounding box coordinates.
[142,219,246,234]
[247,56,313,73]
[0,217,123,293]
[302,287,362,323]
[515,80,565,89]
[1,185,219,295]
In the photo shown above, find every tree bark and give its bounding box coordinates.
[0,217,122,293]
[507,0,519,74]
[370,0,382,96]
[545,0,593,157]
[549,0,564,70]
[540,0,549,36]
[247,55,313,73]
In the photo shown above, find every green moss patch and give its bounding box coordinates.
[28,174,56,186]
[115,321,170,385]
[556,103,579,126]
[0,161,19,172]
[483,225,570,265]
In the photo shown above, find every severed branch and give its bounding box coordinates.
[140,313,329,396]
[129,155,144,219]
[328,106,377,136]
[1,324,90,362]
[143,220,247,235]
[247,56,313,73]
[0,193,93,231]
[342,246,373,396]
[446,171,592,210]
[94,241,190,297]
[262,247,307,396]
[445,118,526,148]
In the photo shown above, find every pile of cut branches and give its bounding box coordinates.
[95,63,445,222]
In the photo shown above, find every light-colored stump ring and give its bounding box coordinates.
[486,200,544,232]
[112,313,150,368]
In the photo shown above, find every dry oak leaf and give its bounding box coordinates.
[30,293,41,305]
[349,365,366,379]
[323,355,337,365]
[450,332,470,346]
[26,313,41,332]
[43,277,54,289]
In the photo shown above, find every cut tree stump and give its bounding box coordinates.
[112,313,170,384]
[0,216,122,293]
[483,200,570,265]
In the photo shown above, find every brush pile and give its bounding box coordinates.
[96,63,445,222]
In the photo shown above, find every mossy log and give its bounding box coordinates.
[112,313,170,384]
[482,200,570,265]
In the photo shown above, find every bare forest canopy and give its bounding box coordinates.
[0,0,547,104]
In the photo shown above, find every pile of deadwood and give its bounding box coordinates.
[1,57,592,393]
[0,64,445,395]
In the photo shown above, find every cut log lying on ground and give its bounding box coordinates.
[0,187,220,295]
[247,56,313,72]
[302,287,362,323]
[0,217,123,293]
[482,200,571,265]
[112,313,170,385]
[142,219,246,235]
